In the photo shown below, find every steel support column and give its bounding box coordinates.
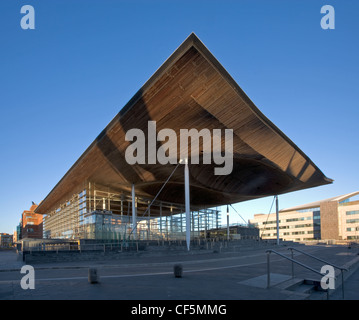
[132,183,137,240]
[227,205,230,241]
[276,195,279,246]
[184,159,191,251]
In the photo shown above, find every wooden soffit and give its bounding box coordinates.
[35,33,332,214]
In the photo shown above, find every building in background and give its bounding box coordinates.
[250,191,359,242]
[16,222,21,240]
[13,222,22,243]
[0,233,13,247]
[22,202,43,239]
[206,223,259,240]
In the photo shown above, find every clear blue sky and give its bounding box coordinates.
[0,0,358,234]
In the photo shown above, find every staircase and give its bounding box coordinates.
[275,277,328,300]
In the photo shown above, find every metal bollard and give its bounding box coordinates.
[174,264,183,278]
[88,267,99,284]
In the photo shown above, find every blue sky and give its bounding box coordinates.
[0,0,358,233]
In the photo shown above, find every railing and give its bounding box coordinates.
[288,247,348,299]
[22,237,269,253]
[266,249,336,300]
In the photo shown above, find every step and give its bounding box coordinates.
[275,277,329,300]
[292,283,316,294]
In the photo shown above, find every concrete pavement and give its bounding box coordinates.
[1,244,358,300]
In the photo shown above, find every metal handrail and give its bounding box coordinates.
[266,249,335,299]
[288,247,348,299]
[288,247,348,272]
[266,250,326,282]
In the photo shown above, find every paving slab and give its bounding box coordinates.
[0,244,358,300]
[238,273,291,289]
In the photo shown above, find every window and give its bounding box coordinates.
[297,207,320,213]
[294,223,313,228]
[263,220,281,225]
[346,210,359,216]
[292,231,305,235]
[286,216,312,223]
[79,189,87,198]
[346,218,359,224]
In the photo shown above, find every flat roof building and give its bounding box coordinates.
[0,233,13,248]
[22,203,43,239]
[34,34,331,247]
[250,191,359,242]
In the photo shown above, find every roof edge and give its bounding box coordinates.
[280,191,359,213]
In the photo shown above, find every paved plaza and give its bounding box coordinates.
[1,243,359,300]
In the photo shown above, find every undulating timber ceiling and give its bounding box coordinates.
[35,33,332,215]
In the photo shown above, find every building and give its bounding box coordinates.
[203,224,259,240]
[22,203,43,239]
[250,191,359,242]
[16,222,21,241]
[0,233,13,247]
[33,33,331,247]
[13,222,22,243]
[250,206,321,242]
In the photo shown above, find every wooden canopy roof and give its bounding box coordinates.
[35,33,332,215]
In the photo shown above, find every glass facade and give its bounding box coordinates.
[43,182,221,241]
